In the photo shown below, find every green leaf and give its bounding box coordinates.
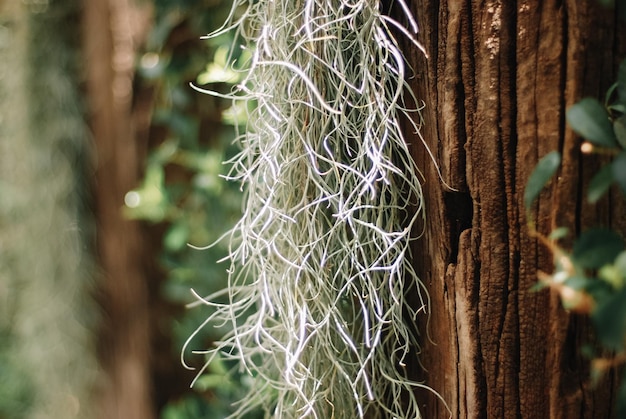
[609,103,626,114]
[123,164,169,222]
[208,356,229,375]
[599,264,625,289]
[197,63,240,84]
[587,164,614,203]
[572,228,625,269]
[164,223,190,251]
[606,83,619,107]
[616,250,626,274]
[612,151,626,194]
[580,344,596,359]
[614,116,626,149]
[529,281,549,292]
[591,286,626,351]
[549,227,569,241]
[566,98,617,147]
[524,151,561,210]
[195,374,230,391]
[564,276,594,290]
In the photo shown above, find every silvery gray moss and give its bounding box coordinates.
[184,1,438,417]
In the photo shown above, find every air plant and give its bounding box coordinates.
[184,0,438,417]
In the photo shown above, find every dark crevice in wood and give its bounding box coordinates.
[443,191,473,264]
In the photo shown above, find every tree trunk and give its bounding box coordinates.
[405,1,626,418]
[82,1,155,418]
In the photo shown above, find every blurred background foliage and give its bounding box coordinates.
[125,0,260,417]
[0,0,97,418]
[0,0,258,417]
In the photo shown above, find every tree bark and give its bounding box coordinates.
[405,1,626,418]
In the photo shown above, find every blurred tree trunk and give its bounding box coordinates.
[82,1,155,418]
[0,0,97,417]
[405,1,626,418]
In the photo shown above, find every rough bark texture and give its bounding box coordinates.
[82,1,155,418]
[403,1,626,418]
